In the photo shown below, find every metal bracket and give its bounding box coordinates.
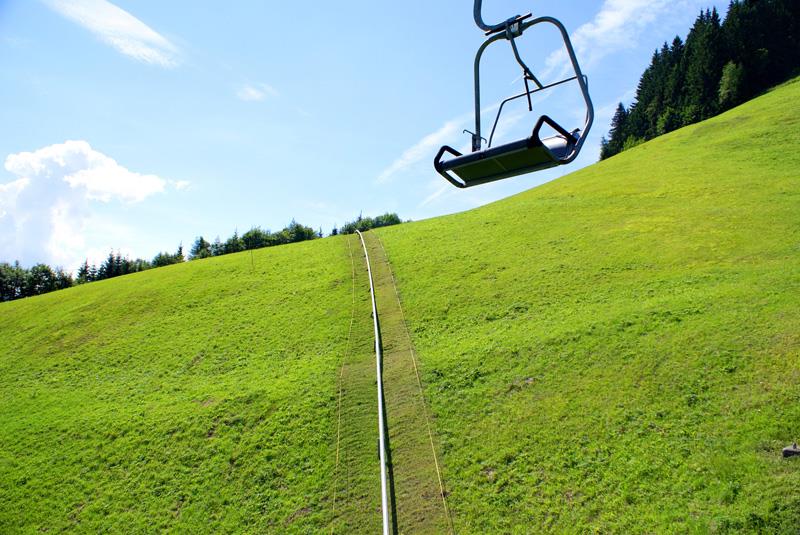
[474,1,532,35]
[463,129,487,152]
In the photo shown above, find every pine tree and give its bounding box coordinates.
[600,103,629,160]
[55,268,73,290]
[211,236,224,256]
[223,230,244,254]
[189,237,212,260]
[77,260,90,284]
[682,9,725,123]
[600,0,800,160]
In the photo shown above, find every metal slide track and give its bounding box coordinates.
[354,230,391,535]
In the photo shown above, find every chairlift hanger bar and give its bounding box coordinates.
[473,0,532,35]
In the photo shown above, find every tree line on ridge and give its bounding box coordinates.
[600,0,800,159]
[0,213,403,302]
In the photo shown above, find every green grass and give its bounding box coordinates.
[375,78,800,533]
[2,78,799,533]
[0,239,355,532]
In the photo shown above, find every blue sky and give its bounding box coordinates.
[0,0,726,270]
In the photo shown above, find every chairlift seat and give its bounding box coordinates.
[435,115,578,188]
[435,8,593,189]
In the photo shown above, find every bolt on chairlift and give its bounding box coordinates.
[434,1,594,188]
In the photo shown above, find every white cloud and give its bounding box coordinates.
[45,0,179,67]
[543,0,706,79]
[172,179,191,191]
[1,140,172,268]
[236,83,279,102]
[5,141,165,203]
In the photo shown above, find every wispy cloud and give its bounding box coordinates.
[377,91,552,187]
[376,118,465,184]
[170,179,191,191]
[543,0,707,79]
[236,83,279,102]
[420,181,450,208]
[45,0,179,67]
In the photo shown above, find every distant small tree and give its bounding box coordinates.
[210,236,224,257]
[223,231,244,254]
[718,61,745,110]
[77,260,91,284]
[54,268,73,290]
[622,136,645,151]
[114,252,124,276]
[189,237,212,260]
[374,213,401,228]
[97,251,116,280]
[656,107,681,136]
[286,220,316,243]
[0,263,16,301]
[27,264,56,295]
[339,213,403,234]
[601,103,629,160]
[242,227,270,250]
[152,245,183,268]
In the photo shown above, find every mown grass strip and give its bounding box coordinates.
[328,235,384,534]
[363,231,452,534]
[374,233,454,534]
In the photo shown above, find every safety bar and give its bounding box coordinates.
[487,76,579,147]
[532,115,577,146]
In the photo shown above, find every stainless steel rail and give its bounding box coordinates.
[355,230,390,535]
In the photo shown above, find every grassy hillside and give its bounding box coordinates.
[2,79,798,533]
[376,78,800,533]
[0,239,355,532]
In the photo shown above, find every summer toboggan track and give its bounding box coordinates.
[331,231,452,534]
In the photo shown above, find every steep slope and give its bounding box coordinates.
[0,239,357,532]
[2,78,799,533]
[376,78,800,532]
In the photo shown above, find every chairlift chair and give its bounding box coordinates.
[434,1,594,188]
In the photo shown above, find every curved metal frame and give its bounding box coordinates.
[470,16,593,161]
[473,0,529,34]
